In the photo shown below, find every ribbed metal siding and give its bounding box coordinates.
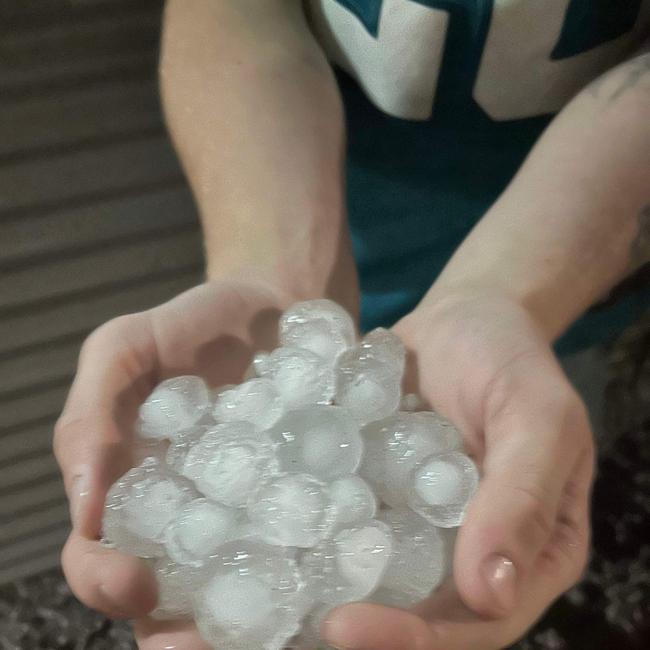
[0,0,203,583]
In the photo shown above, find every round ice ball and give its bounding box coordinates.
[164,498,239,567]
[212,377,284,431]
[407,451,479,528]
[138,375,210,440]
[334,335,404,425]
[247,473,336,548]
[359,411,464,508]
[150,557,196,621]
[182,422,277,508]
[329,476,378,530]
[268,405,363,481]
[103,457,196,558]
[301,520,393,606]
[194,541,308,650]
[279,299,356,361]
[375,508,445,608]
[260,346,336,409]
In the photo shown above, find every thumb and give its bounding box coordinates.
[54,314,159,618]
[54,314,156,537]
[453,351,589,618]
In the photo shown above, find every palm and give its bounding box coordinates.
[145,281,286,383]
[56,281,292,650]
[324,294,593,650]
[400,296,591,634]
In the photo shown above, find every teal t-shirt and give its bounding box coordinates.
[308,0,650,353]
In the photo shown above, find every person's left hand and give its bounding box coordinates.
[322,291,595,650]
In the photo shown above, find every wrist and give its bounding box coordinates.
[206,257,361,321]
[395,286,554,432]
[206,260,314,304]
[422,215,585,344]
[409,284,552,348]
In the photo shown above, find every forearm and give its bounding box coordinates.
[160,0,358,312]
[428,52,650,341]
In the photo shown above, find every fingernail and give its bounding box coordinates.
[69,472,90,529]
[481,554,517,613]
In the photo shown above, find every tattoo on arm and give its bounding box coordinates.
[594,204,650,309]
[589,53,650,103]
[630,203,650,272]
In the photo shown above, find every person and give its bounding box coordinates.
[53,1,650,649]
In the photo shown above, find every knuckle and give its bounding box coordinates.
[81,315,136,357]
[60,536,85,592]
[564,522,591,585]
[509,483,556,541]
[558,547,589,591]
[61,541,98,609]
[571,546,589,583]
[53,415,93,469]
[52,419,68,464]
[552,387,595,454]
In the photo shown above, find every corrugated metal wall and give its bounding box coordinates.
[0,0,203,583]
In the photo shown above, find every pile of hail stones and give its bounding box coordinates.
[102,299,479,650]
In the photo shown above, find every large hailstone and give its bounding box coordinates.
[212,378,284,430]
[335,328,405,425]
[103,457,196,558]
[164,498,239,567]
[193,541,310,650]
[407,451,479,527]
[165,425,207,473]
[374,509,445,608]
[137,375,210,440]
[328,476,378,530]
[259,346,336,409]
[279,299,356,361]
[268,405,363,481]
[301,520,393,606]
[181,422,278,508]
[359,410,464,508]
[247,473,336,548]
[150,557,197,620]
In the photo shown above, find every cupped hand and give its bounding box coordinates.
[323,292,595,650]
[54,279,297,650]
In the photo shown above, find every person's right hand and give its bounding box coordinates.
[54,279,300,649]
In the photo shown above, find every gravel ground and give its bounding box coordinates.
[1,315,648,650]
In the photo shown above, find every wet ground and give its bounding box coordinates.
[1,315,648,650]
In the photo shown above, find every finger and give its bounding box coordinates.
[294,453,591,650]
[134,619,214,650]
[323,603,436,650]
[54,313,157,538]
[326,505,590,650]
[62,532,157,619]
[454,350,591,618]
[323,597,528,650]
[429,492,590,650]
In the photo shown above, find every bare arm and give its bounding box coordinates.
[428,51,650,340]
[160,0,358,313]
[323,52,650,650]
